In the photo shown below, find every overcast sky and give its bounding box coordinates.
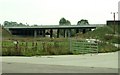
[0,0,119,25]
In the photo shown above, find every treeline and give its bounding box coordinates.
[3,21,29,27]
[3,18,89,27]
[59,17,89,25]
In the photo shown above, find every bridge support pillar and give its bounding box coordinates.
[68,29,71,37]
[66,29,69,37]
[43,29,45,37]
[50,29,53,38]
[57,29,60,38]
[63,29,66,38]
[83,29,86,34]
[76,29,79,33]
[34,30,37,37]
[89,29,92,31]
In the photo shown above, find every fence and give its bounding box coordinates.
[70,39,98,54]
[2,38,98,56]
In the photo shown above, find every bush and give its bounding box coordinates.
[98,42,119,53]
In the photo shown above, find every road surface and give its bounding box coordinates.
[1,51,119,73]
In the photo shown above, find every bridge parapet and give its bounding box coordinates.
[4,24,105,29]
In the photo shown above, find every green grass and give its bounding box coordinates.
[2,39,70,56]
[108,24,120,34]
[83,26,114,39]
[2,27,12,38]
[75,26,120,44]
[98,42,119,53]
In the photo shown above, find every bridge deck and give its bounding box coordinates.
[4,24,105,29]
[4,24,105,38]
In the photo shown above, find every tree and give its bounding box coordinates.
[59,17,67,25]
[11,22,18,26]
[4,21,10,27]
[59,17,71,37]
[59,17,71,25]
[77,19,90,34]
[66,20,71,25]
[77,19,89,25]
[3,21,27,27]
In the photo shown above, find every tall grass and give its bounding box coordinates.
[2,38,70,56]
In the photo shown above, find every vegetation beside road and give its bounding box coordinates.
[2,38,70,56]
[2,37,119,56]
[1,27,12,38]
[76,25,120,44]
[1,24,120,56]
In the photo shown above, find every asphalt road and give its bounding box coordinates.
[1,51,119,73]
[2,62,118,73]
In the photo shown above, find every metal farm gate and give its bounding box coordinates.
[70,39,98,54]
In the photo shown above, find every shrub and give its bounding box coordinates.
[98,42,119,53]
